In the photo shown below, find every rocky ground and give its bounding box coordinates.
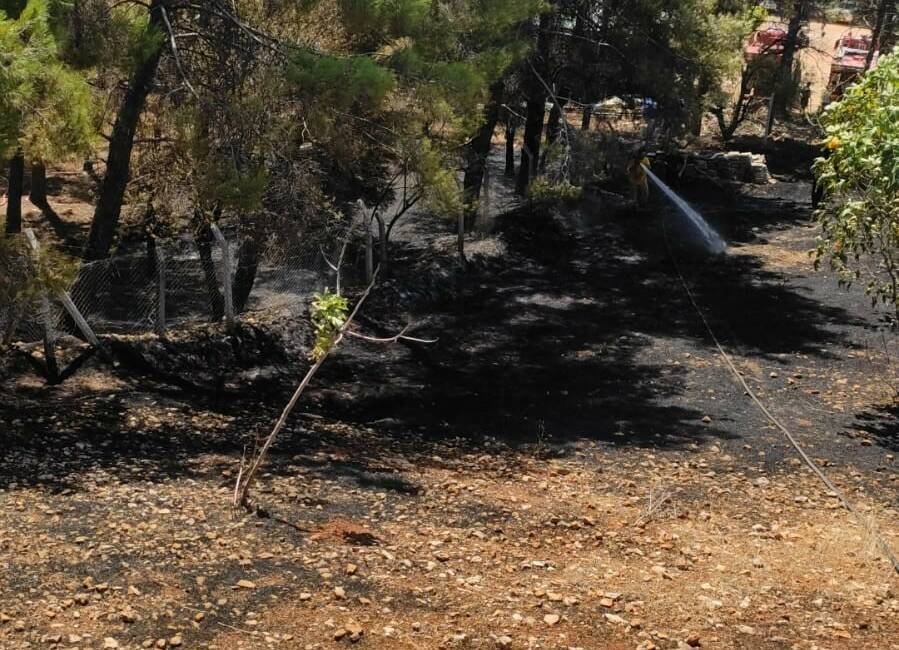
[2,168,898,650]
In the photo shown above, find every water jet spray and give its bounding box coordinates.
[643,165,727,255]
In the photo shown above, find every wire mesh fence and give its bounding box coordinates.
[3,220,352,346]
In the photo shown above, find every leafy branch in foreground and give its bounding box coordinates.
[813,48,899,317]
[233,265,436,510]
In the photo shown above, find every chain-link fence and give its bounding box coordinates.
[3,220,354,346]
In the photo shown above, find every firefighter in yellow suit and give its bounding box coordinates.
[627,147,651,206]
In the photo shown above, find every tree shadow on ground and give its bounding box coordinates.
[0,181,865,492]
[854,401,899,452]
[316,190,858,453]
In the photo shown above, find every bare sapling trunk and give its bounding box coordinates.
[234,244,438,508]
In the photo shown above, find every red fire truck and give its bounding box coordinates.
[827,32,878,101]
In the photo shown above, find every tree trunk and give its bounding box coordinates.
[769,1,807,123]
[516,95,545,194]
[516,11,554,195]
[865,0,890,71]
[581,104,593,131]
[463,81,503,230]
[29,161,49,210]
[504,122,516,176]
[193,211,224,321]
[540,100,563,171]
[232,215,264,313]
[43,330,60,385]
[5,153,24,235]
[83,0,165,261]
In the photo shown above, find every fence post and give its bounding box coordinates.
[39,292,59,383]
[24,228,99,347]
[23,229,59,381]
[155,243,167,336]
[210,224,234,326]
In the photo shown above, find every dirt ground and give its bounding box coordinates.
[2,163,898,650]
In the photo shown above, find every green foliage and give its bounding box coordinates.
[288,50,395,111]
[174,106,269,214]
[411,137,464,218]
[206,163,269,214]
[338,0,430,39]
[0,233,77,321]
[528,177,583,203]
[310,290,349,361]
[0,0,94,162]
[813,49,899,315]
[274,0,541,229]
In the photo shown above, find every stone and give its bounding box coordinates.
[334,586,346,600]
[544,614,560,626]
[346,621,363,641]
[103,639,120,649]
[236,580,256,589]
[169,635,183,647]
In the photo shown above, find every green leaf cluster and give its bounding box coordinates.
[310,289,349,361]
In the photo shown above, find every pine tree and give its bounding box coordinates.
[1,0,94,235]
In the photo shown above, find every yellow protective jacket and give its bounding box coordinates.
[628,157,650,184]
